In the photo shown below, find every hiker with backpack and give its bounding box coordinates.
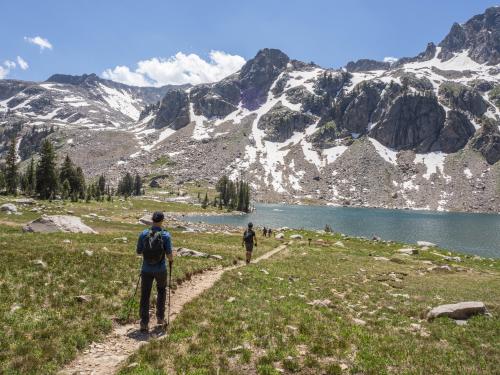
[242,222,257,264]
[136,211,173,332]
[262,227,268,237]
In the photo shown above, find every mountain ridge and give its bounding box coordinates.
[0,6,499,213]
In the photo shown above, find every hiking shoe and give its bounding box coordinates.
[157,318,165,325]
[140,322,149,333]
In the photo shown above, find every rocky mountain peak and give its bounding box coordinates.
[438,6,500,64]
[239,48,290,109]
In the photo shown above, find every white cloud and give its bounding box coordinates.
[24,36,53,51]
[383,56,398,64]
[0,66,9,79]
[4,60,16,69]
[102,50,246,87]
[0,60,16,78]
[17,56,29,70]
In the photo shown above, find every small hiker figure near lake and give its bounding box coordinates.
[242,222,257,264]
[136,211,174,333]
[267,228,272,237]
[262,227,268,237]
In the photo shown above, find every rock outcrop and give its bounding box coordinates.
[371,95,446,153]
[470,119,500,164]
[258,102,315,142]
[426,301,487,320]
[153,89,190,130]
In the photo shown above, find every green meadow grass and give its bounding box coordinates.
[0,197,277,374]
[119,232,500,375]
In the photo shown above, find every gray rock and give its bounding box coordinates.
[1,203,17,213]
[176,247,222,260]
[427,301,487,321]
[290,234,303,240]
[275,233,285,239]
[32,259,47,268]
[23,215,97,234]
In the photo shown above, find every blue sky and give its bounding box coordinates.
[1,0,498,86]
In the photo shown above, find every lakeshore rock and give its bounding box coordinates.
[417,241,437,247]
[275,233,285,239]
[427,301,487,321]
[23,215,98,234]
[290,234,303,240]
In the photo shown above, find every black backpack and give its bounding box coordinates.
[143,230,165,265]
[244,229,254,243]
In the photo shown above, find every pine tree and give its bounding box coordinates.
[117,173,134,196]
[24,158,36,196]
[98,175,106,195]
[75,167,86,199]
[0,169,6,192]
[36,139,58,199]
[61,179,70,200]
[201,192,209,209]
[59,155,78,193]
[243,182,250,213]
[5,136,18,195]
[85,185,92,203]
[133,174,142,196]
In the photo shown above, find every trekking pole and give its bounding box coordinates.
[126,272,141,321]
[167,261,173,327]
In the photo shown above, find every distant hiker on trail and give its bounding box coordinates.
[268,228,272,237]
[242,222,257,264]
[136,211,174,333]
[262,227,268,237]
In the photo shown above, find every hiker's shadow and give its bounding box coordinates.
[126,326,167,341]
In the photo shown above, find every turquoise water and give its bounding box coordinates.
[185,204,500,258]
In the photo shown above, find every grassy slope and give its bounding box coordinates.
[0,197,277,374]
[120,232,500,375]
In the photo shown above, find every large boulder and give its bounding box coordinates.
[23,215,97,234]
[371,95,446,153]
[426,301,487,321]
[258,102,315,142]
[1,203,17,213]
[153,89,190,130]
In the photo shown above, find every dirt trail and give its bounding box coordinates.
[59,243,288,375]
